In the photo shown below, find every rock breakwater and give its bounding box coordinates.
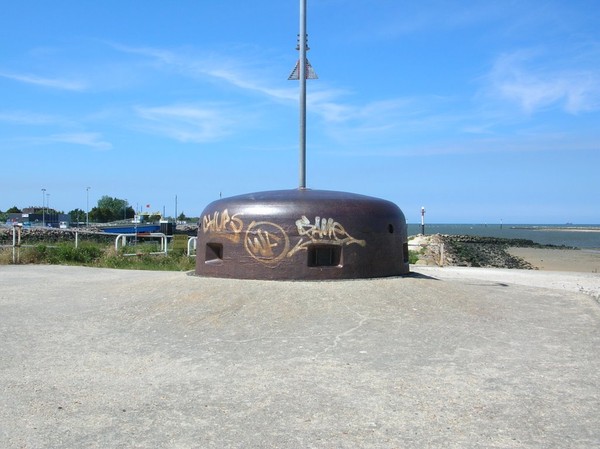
[411,234,574,269]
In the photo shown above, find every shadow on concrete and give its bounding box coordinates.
[404,271,439,281]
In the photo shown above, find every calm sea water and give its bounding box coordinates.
[407,224,600,249]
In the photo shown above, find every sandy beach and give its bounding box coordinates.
[507,247,600,273]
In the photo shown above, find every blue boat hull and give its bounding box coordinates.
[101,224,161,234]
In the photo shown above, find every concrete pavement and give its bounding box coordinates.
[1,265,599,448]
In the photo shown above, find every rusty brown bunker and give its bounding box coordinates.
[195,188,410,280]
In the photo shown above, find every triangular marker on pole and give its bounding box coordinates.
[288,59,318,80]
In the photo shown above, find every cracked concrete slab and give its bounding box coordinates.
[1,265,599,448]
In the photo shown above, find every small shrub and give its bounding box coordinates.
[408,250,420,265]
[1,238,195,272]
[0,248,13,264]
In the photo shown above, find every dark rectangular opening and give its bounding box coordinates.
[308,244,342,267]
[205,242,223,263]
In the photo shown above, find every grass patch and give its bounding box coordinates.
[1,242,196,271]
[408,250,420,265]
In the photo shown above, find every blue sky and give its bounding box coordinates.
[1,0,599,224]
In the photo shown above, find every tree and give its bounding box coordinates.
[6,206,21,213]
[89,196,133,223]
[89,206,111,223]
[68,208,86,224]
[97,196,126,216]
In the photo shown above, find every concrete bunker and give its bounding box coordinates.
[196,189,409,280]
[195,1,410,280]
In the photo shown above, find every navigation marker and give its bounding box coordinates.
[288,59,318,80]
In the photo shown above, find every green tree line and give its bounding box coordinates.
[2,196,192,224]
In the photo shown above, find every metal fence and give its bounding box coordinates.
[1,224,197,264]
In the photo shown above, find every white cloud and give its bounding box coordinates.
[0,70,86,91]
[0,111,60,125]
[49,133,112,150]
[9,132,113,150]
[135,104,236,143]
[202,67,297,102]
[114,43,299,103]
[485,50,600,114]
[112,42,599,155]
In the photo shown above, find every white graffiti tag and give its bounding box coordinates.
[288,216,366,257]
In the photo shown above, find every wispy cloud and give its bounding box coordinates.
[362,1,512,41]
[110,42,599,156]
[0,108,111,150]
[484,49,600,114]
[10,132,112,150]
[48,132,112,150]
[112,43,298,103]
[0,70,86,91]
[313,94,469,148]
[134,104,237,143]
[316,125,600,159]
[202,67,297,102]
[0,111,61,125]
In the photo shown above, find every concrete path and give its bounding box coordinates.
[1,265,599,448]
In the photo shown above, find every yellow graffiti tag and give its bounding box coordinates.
[244,221,290,265]
[202,209,244,242]
[288,215,366,257]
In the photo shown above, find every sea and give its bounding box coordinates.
[406,224,600,250]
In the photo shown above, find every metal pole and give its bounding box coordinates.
[298,0,307,189]
[41,188,46,227]
[86,187,90,226]
[421,207,426,235]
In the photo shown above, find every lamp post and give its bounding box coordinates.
[41,188,46,227]
[46,194,50,226]
[298,0,307,189]
[86,187,90,226]
[289,0,317,188]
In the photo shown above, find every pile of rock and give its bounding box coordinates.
[0,226,114,246]
[175,223,199,236]
[409,234,545,269]
[439,235,534,269]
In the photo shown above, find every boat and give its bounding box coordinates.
[100,223,161,234]
[99,213,169,234]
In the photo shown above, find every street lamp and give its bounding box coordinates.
[46,194,50,226]
[41,188,46,227]
[86,187,90,226]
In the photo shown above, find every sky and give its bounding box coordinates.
[1,0,599,224]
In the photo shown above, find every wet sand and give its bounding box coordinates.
[507,247,600,273]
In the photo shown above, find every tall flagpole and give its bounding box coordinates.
[298,0,307,189]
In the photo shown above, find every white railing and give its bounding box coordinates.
[187,237,197,257]
[115,233,168,256]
